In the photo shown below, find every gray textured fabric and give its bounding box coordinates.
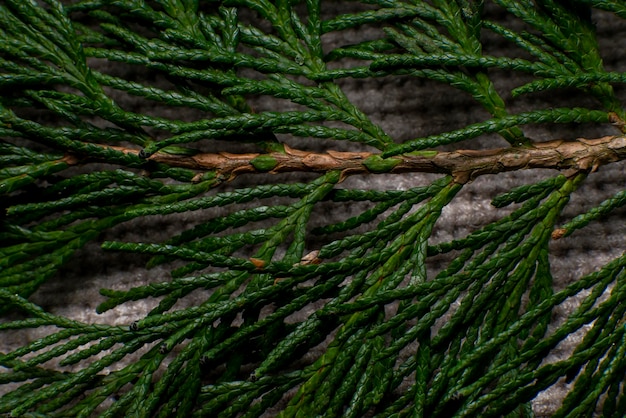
[2,4,626,416]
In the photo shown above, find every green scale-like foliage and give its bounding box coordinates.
[1,0,626,416]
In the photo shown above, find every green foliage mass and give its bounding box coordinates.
[1,0,626,416]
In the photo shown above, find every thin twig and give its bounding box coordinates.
[69,136,626,183]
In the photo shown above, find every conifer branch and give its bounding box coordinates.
[77,135,626,183]
[3,0,626,416]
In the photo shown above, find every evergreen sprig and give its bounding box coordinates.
[2,0,626,416]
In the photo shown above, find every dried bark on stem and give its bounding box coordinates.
[92,136,626,183]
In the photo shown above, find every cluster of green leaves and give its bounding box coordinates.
[2,0,626,416]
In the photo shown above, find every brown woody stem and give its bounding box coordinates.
[94,136,626,184]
